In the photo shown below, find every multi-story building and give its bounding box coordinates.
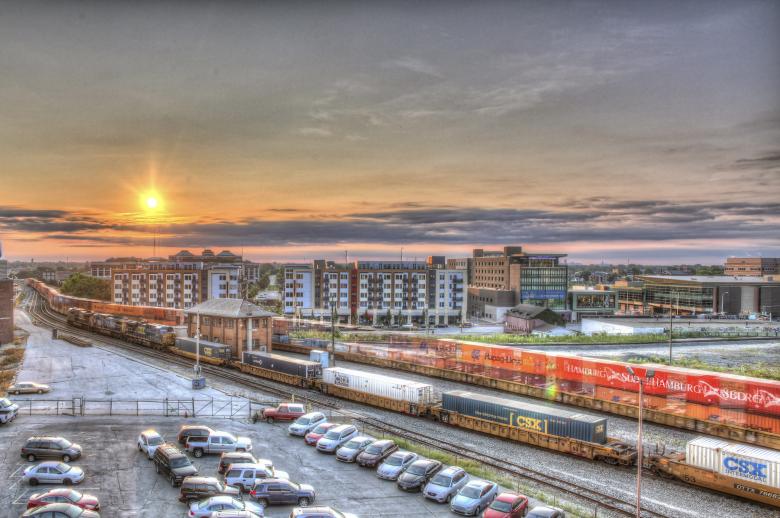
[0,241,6,279]
[282,264,314,315]
[427,268,466,325]
[446,257,473,285]
[313,260,352,318]
[467,246,568,318]
[0,279,13,344]
[89,257,144,279]
[724,257,779,277]
[355,261,429,325]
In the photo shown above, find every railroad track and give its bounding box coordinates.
[25,289,668,518]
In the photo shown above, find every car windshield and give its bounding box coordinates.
[170,457,191,468]
[296,417,311,425]
[460,486,482,499]
[324,430,341,439]
[67,490,81,500]
[343,439,361,449]
[56,439,72,448]
[407,464,427,475]
[385,455,404,466]
[490,501,513,512]
[430,474,452,486]
[364,444,382,454]
[55,463,70,472]
[0,398,10,407]
[312,424,329,434]
[148,436,164,446]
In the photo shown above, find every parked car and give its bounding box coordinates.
[304,422,338,446]
[316,424,358,453]
[396,459,443,492]
[8,381,51,395]
[289,507,358,518]
[137,429,165,460]
[225,462,290,491]
[21,436,82,462]
[22,503,99,518]
[484,492,529,518]
[177,425,215,445]
[335,435,375,463]
[178,476,240,503]
[27,488,100,510]
[257,402,306,423]
[376,450,418,480]
[356,439,398,468]
[288,412,327,436]
[23,462,85,486]
[211,512,262,518]
[450,480,498,516]
[0,397,19,424]
[218,451,257,474]
[423,466,470,503]
[188,496,264,518]
[526,506,566,518]
[152,443,198,487]
[249,478,316,507]
[186,431,252,457]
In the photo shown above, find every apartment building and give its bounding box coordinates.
[282,264,314,315]
[428,268,466,325]
[355,261,429,324]
[446,257,473,285]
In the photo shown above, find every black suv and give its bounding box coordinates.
[21,436,83,462]
[178,476,240,503]
[153,443,198,487]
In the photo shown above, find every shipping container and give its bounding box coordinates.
[176,337,232,361]
[686,437,780,489]
[442,390,608,444]
[322,367,434,405]
[309,350,330,369]
[243,351,322,379]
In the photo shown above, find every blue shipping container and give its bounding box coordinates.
[442,390,607,444]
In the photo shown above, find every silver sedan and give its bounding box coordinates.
[24,462,85,486]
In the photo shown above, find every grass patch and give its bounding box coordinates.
[367,429,598,517]
[627,355,780,381]
[0,347,25,368]
[0,369,15,391]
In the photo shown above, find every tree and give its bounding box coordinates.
[60,273,111,301]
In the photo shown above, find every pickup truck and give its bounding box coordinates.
[255,402,306,424]
[185,431,252,458]
[0,397,19,425]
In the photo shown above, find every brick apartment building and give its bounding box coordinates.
[184,298,275,358]
[724,257,779,277]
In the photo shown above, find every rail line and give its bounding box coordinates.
[24,287,671,518]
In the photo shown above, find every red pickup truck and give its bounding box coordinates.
[255,402,307,423]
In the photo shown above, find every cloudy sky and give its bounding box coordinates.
[1,1,778,264]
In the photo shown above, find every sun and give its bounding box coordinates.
[146,196,158,209]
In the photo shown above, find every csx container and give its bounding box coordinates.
[243,351,322,379]
[176,337,232,361]
[686,437,780,489]
[322,367,434,405]
[442,390,607,444]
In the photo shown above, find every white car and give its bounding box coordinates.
[0,397,19,424]
[188,496,264,518]
[137,429,165,459]
[288,412,327,436]
[23,461,85,486]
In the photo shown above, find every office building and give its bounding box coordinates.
[724,257,779,277]
[446,257,473,285]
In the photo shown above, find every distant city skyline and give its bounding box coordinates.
[1,1,778,264]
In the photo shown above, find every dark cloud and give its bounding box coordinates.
[733,152,780,170]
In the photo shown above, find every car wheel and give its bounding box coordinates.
[29,478,38,486]
[446,494,452,503]
[298,497,310,506]
[37,389,43,394]
[258,498,269,506]
[266,416,274,424]
[137,444,142,451]
[62,455,71,463]
[194,449,203,458]
[63,478,72,485]
[27,454,36,462]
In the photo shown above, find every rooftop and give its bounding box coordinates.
[184,298,276,318]
[640,275,779,285]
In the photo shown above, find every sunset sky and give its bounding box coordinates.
[1,1,778,264]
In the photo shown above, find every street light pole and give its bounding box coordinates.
[330,302,337,368]
[627,366,654,518]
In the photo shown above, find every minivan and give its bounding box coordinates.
[21,437,83,463]
[315,424,358,453]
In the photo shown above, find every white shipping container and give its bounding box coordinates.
[686,437,780,489]
[323,367,433,405]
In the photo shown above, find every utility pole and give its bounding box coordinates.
[330,302,337,367]
[627,366,654,518]
[668,292,677,365]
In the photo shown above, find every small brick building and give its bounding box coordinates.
[184,299,275,358]
[0,279,14,344]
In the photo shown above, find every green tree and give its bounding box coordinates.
[60,273,111,301]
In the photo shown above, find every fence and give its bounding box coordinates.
[12,397,284,419]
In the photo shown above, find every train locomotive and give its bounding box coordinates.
[67,308,176,349]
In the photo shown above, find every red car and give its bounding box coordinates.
[257,402,307,423]
[304,422,338,446]
[27,489,100,511]
[483,492,529,518]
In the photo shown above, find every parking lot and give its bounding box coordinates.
[0,414,461,518]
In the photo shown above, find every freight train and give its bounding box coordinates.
[54,305,780,508]
[28,279,182,325]
[67,308,176,349]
